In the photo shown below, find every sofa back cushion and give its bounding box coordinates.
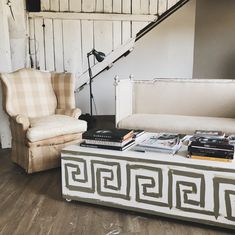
[1,68,57,118]
[133,79,235,118]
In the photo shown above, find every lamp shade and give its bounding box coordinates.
[92,49,106,62]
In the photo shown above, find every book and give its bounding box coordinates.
[133,130,145,138]
[190,138,234,150]
[135,133,182,154]
[227,135,235,144]
[193,130,225,139]
[190,155,232,162]
[188,146,234,159]
[80,139,135,151]
[84,137,133,147]
[82,128,133,142]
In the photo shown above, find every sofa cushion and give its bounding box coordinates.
[27,114,87,142]
[118,114,235,135]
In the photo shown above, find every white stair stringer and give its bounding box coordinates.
[75,37,136,92]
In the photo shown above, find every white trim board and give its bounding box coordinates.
[28,12,158,22]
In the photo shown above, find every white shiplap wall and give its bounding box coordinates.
[41,0,162,14]
[29,0,181,88]
[0,0,182,148]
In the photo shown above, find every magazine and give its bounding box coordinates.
[134,133,182,154]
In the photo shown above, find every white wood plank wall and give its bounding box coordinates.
[28,17,150,75]
[29,0,181,78]
[40,0,181,15]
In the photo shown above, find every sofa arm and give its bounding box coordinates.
[55,108,82,119]
[115,76,133,127]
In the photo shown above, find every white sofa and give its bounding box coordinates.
[115,77,235,135]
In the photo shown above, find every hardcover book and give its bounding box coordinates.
[190,155,232,162]
[190,138,234,150]
[188,146,234,159]
[80,139,135,151]
[84,137,133,147]
[82,128,133,141]
[193,130,225,139]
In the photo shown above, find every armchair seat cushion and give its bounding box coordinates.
[27,115,87,142]
[118,114,235,135]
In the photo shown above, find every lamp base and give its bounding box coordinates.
[79,114,96,130]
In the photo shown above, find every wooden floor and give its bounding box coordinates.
[0,117,234,235]
[0,150,234,235]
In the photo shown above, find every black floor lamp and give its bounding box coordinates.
[86,49,106,127]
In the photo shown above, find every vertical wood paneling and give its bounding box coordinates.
[132,0,141,14]
[0,1,11,71]
[132,21,148,36]
[34,18,45,70]
[122,0,131,13]
[82,0,95,12]
[113,0,122,13]
[94,21,113,55]
[41,0,50,11]
[53,19,64,71]
[44,19,55,71]
[81,20,94,71]
[50,0,60,11]
[150,0,158,14]
[140,0,149,14]
[168,0,176,9]
[60,0,69,11]
[37,0,175,14]
[29,19,36,68]
[122,21,131,43]
[69,0,82,12]
[113,21,122,49]
[95,0,104,12]
[158,0,167,14]
[104,0,112,13]
[63,20,82,74]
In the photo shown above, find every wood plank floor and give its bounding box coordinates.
[0,149,234,235]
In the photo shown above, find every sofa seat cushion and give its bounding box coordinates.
[27,114,87,142]
[118,114,235,135]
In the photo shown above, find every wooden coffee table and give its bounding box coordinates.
[61,134,235,230]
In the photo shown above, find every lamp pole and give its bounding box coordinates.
[86,49,106,123]
[87,51,93,117]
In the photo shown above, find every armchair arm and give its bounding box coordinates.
[13,114,30,131]
[9,114,30,145]
[55,108,82,119]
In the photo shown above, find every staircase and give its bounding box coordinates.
[28,0,190,90]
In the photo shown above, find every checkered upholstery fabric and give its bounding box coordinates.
[0,68,86,173]
[51,72,76,110]
[1,68,57,118]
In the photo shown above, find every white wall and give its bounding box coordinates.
[76,0,196,115]
[193,0,235,79]
[0,0,27,148]
[0,0,12,148]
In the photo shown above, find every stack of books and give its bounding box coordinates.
[81,128,135,151]
[134,133,182,154]
[188,130,234,162]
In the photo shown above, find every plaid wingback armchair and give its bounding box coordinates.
[0,68,87,173]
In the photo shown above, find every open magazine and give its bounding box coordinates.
[133,133,182,154]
